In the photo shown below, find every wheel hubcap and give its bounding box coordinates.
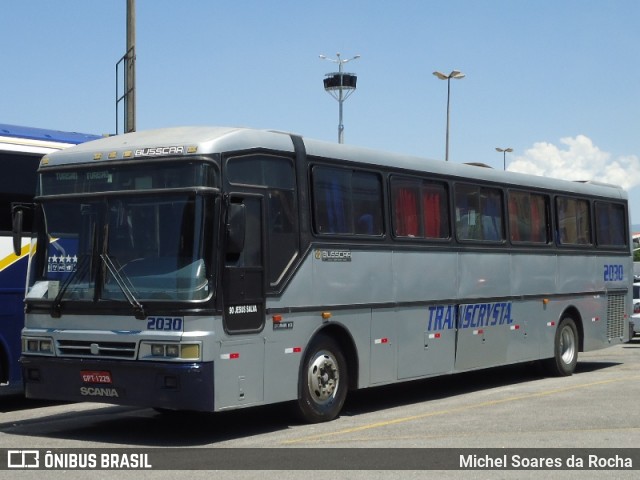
[308,351,339,405]
[560,326,576,364]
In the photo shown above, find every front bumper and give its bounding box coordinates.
[21,356,215,412]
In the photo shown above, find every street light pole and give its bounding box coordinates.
[433,70,465,161]
[116,0,136,134]
[495,147,513,170]
[321,53,360,144]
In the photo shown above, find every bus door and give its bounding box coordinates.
[219,194,265,408]
[223,194,265,332]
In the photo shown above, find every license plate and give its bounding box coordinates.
[81,370,112,384]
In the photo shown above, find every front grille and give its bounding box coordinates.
[57,339,137,359]
[606,294,625,340]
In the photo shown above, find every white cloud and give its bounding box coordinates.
[508,135,640,191]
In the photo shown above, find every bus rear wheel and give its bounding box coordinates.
[296,333,348,423]
[543,317,578,376]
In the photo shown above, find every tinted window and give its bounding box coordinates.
[227,154,299,287]
[455,184,504,242]
[0,153,39,232]
[227,155,294,189]
[595,201,627,247]
[556,197,591,245]
[391,177,450,239]
[312,166,383,236]
[508,191,550,244]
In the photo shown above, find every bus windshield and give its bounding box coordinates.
[27,192,214,307]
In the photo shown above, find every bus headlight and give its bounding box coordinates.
[166,345,180,357]
[23,337,54,355]
[151,344,165,356]
[141,342,201,361]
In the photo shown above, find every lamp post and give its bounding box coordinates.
[320,53,360,144]
[116,0,136,134]
[433,70,465,161]
[495,147,513,170]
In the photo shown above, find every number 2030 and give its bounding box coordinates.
[147,317,183,331]
[603,264,624,282]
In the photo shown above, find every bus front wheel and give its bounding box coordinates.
[296,333,348,423]
[543,317,578,376]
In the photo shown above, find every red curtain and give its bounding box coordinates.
[530,196,541,242]
[423,191,441,238]
[395,187,418,236]
[509,195,520,241]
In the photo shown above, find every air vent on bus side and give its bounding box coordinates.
[606,294,626,340]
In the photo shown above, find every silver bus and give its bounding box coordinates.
[14,126,632,422]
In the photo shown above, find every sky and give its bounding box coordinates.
[2,0,640,225]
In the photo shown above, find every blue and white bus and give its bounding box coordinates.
[14,126,632,420]
[0,124,99,393]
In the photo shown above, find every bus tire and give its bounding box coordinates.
[543,317,578,376]
[296,333,348,423]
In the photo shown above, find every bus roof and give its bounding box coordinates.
[42,125,627,200]
[0,124,100,144]
[0,123,101,155]
[42,126,295,162]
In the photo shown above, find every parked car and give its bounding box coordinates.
[632,282,640,336]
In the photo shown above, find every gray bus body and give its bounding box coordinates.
[18,127,632,422]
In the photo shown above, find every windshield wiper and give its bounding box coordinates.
[100,253,146,320]
[51,255,90,318]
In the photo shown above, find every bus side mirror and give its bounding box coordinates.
[226,203,246,255]
[12,207,24,257]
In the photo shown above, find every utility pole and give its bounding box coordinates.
[116,0,136,134]
[126,0,136,133]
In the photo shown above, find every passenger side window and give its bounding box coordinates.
[391,177,450,239]
[595,201,626,247]
[508,191,550,244]
[312,166,383,236]
[455,184,504,242]
[556,197,591,245]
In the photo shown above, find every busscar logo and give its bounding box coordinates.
[8,450,39,468]
[134,146,184,157]
[316,249,352,262]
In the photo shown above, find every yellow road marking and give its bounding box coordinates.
[283,375,638,445]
